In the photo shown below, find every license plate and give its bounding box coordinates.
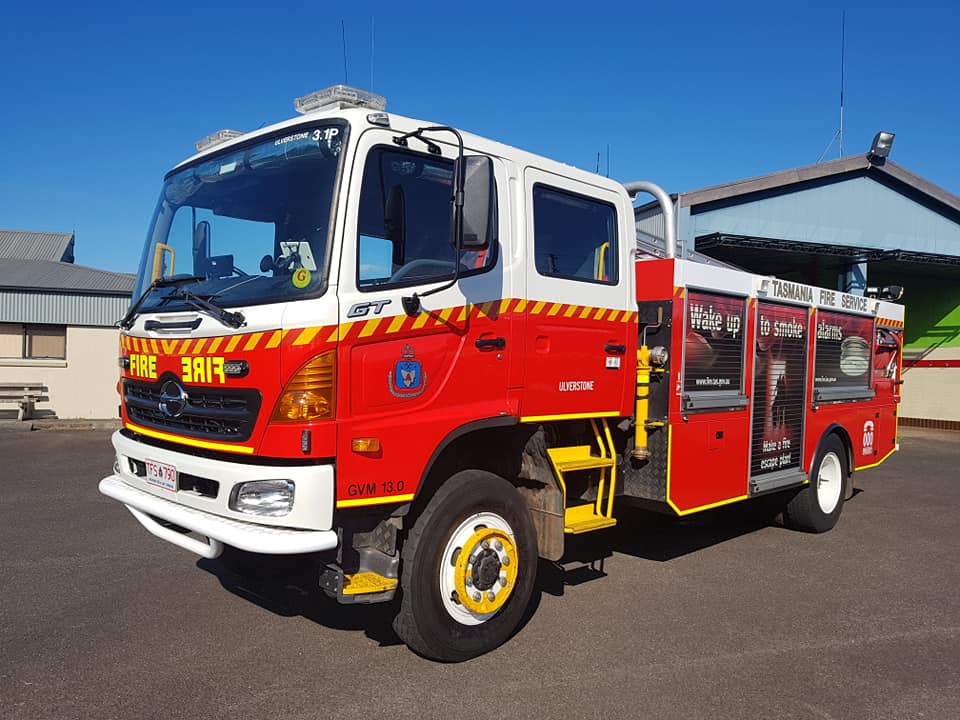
[145,459,177,492]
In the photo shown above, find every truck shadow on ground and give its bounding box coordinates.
[197,554,406,647]
[196,486,866,648]
[542,486,866,597]
[196,555,547,651]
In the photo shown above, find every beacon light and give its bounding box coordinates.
[195,129,245,153]
[294,85,386,114]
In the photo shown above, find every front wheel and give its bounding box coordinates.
[392,470,537,661]
[784,434,849,533]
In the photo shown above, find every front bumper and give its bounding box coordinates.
[101,429,338,559]
[99,475,338,559]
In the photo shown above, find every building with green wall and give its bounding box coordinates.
[636,152,960,427]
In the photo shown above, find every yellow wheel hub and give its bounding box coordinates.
[453,527,519,615]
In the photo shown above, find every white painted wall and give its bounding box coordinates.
[900,344,960,422]
[901,370,960,422]
[0,326,121,419]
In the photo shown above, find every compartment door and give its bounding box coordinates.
[750,301,810,493]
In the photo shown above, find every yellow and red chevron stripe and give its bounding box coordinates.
[120,300,639,353]
[878,317,904,329]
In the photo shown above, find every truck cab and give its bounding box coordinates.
[101,85,640,658]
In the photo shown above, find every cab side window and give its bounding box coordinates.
[533,184,618,284]
[356,147,495,290]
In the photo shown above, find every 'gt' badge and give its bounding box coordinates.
[388,344,426,398]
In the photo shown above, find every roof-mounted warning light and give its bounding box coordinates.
[195,129,245,153]
[294,84,387,114]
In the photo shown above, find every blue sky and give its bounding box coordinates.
[1,0,957,273]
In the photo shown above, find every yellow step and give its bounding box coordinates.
[547,445,616,473]
[342,571,398,596]
[564,504,617,534]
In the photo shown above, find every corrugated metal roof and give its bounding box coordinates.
[0,289,131,327]
[633,158,960,218]
[0,259,135,295]
[675,157,960,213]
[0,229,74,262]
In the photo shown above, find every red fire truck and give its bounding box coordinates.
[99,85,905,661]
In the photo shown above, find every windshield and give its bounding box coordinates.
[132,122,347,311]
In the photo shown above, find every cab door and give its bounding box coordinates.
[333,129,514,506]
[520,168,634,420]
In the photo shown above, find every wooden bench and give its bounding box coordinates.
[0,383,49,421]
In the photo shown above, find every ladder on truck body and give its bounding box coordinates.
[546,418,618,534]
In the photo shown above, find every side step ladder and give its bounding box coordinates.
[546,418,618,534]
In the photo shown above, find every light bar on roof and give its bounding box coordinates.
[294,84,387,114]
[195,129,245,153]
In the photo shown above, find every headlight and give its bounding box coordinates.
[230,480,295,517]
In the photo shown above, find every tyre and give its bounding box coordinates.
[784,434,848,533]
[392,469,537,661]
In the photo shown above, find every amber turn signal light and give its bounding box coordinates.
[271,350,336,422]
[351,437,381,453]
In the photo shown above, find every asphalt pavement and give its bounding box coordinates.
[1,426,958,720]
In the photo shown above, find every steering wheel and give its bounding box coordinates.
[388,259,457,283]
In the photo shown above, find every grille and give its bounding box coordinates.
[124,378,261,442]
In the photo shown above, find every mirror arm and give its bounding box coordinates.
[400,126,466,316]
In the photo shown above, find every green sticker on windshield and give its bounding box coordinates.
[292,267,312,289]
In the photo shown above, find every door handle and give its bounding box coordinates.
[475,337,506,350]
[604,344,627,354]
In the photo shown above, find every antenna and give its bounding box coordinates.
[341,20,349,84]
[839,10,845,158]
[817,11,846,163]
[596,151,601,174]
[370,16,375,90]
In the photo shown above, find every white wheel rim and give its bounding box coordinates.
[816,452,843,514]
[438,511,517,626]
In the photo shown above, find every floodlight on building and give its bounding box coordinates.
[865,285,904,301]
[867,131,895,165]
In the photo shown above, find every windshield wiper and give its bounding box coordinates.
[117,275,205,330]
[167,287,246,329]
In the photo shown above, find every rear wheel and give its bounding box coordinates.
[393,470,537,661]
[784,434,848,533]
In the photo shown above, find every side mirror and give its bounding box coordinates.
[453,155,495,249]
[192,220,211,264]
